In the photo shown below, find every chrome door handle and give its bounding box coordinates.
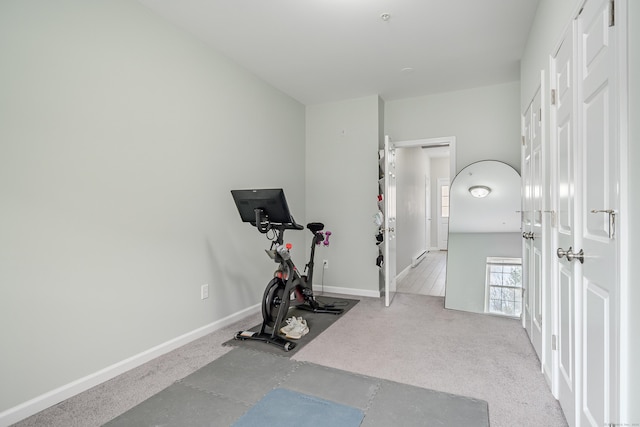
[566,248,585,264]
[557,247,568,259]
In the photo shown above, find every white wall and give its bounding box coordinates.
[445,232,522,314]
[305,96,381,295]
[519,0,579,110]
[396,147,428,273]
[0,0,305,416]
[385,82,522,174]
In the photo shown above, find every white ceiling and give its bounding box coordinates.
[137,0,540,105]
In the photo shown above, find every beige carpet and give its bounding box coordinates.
[293,293,567,427]
[15,293,566,427]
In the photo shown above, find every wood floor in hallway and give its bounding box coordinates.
[396,250,447,297]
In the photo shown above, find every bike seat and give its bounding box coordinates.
[306,222,324,233]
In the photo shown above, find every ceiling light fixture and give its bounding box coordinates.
[469,185,491,198]
[380,13,391,21]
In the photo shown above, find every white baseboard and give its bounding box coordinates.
[0,303,261,427]
[312,284,380,299]
[543,366,554,397]
[396,265,411,282]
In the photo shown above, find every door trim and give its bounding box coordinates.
[614,0,629,421]
[436,178,450,250]
[394,137,457,177]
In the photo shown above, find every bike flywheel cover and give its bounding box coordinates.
[262,278,290,327]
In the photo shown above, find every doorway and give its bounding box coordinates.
[396,250,447,296]
[392,137,455,298]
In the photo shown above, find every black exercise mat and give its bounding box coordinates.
[222,296,358,356]
[105,346,490,427]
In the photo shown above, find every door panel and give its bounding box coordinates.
[534,245,543,328]
[558,264,574,392]
[583,281,609,426]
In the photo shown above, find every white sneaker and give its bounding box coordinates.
[279,317,299,335]
[285,317,309,340]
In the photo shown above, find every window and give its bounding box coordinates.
[440,185,449,218]
[485,257,523,317]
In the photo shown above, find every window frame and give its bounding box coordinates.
[484,256,523,318]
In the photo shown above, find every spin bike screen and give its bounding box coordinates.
[231,188,295,226]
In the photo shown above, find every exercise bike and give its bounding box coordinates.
[231,189,344,351]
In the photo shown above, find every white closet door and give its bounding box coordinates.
[522,101,533,338]
[577,0,619,424]
[549,1,620,426]
[523,87,544,374]
[531,88,544,360]
[552,26,579,427]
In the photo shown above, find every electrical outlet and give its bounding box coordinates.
[201,284,209,300]
[323,259,328,269]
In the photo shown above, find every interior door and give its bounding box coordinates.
[522,88,544,361]
[552,27,579,427]
[522,101,533,337]
[577,0,619,424]
[383,135,397,307]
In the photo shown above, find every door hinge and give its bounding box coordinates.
[609,0,615,27]
[538,108,542,122]
[521,136,526,146]
[552,334,557,351]
[550,89,556,106]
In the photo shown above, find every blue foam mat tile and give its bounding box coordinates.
[231,388,364,427]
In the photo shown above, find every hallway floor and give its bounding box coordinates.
[397,250,447,297]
